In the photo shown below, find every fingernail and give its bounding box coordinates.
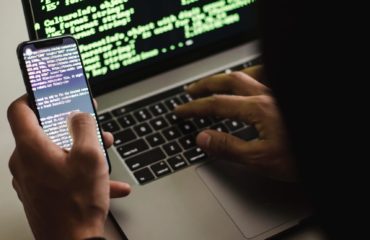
[197,132,211,149]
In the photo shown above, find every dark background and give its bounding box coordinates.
[259,1,364,239]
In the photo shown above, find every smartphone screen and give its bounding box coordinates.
[19,37,110,167]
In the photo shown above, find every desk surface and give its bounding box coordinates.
[0,2,325,239]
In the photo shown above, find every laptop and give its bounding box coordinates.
[21,1,310,239]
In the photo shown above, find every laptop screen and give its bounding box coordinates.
[23,0,258,95]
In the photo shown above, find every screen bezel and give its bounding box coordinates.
[21,0,258,96]
[16,36,112,173]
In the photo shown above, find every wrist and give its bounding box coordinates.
[65,200,107,240]
[69,216,105,240]
[36,224,105,240]
[40,214,106,240]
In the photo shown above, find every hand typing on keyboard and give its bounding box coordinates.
[7,96,131,240]
[175,66,297,182]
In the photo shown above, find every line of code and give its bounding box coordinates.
[33,0,255,79]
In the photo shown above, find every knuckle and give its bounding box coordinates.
[200,78,213,92]
[208,95,224,113]
[252,95,274,111]
[215,133,243,160]
[7,100,18,122]
[8,153,17,177]
[261,95,274,104]
[232,71,269,94]
[210,94,225,105]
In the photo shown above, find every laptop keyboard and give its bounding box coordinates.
[99,57,261,184]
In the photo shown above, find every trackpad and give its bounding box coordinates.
[197,161,310,239]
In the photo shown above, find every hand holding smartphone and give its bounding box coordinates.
[17,36,111,171]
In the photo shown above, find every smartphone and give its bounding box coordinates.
[17,36,111,172]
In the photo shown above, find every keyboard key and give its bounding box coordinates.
[243,62,251,69]
[134,123,153,137]
[225,120,244,132]
[101,120,120,133]
[162,127,181,141]
[112,107,130,117]
[151,161,172,177]
[178,121,197,135]
[146,133,165,147]
[193,117,213,129]
[163,141,182,156]
[149,103,168,116]
[117,115,136,128]
[134,168,155,184]
[134,109,152,122]
[126,148,166,171]
[113,129,137,146]
[233,126,259,141]
[112,86,184,117]
[179,93,193,103]
[165,113,182,125]
[210,123,229,133]
[245,56,262,68]
[231,63,245,71]
[165,97,182,110]
[117,139,149,159]
[209,117,222,124]
[179,135,196,149]
[98,112,112,122]
[112,101,151,118]
[168,155,188,170]
[184,147,207,163]
[149,117,169,130]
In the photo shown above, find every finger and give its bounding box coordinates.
[241,65,264,80]
[242,65,271,88]
[175,95,259,125]
[8,97,61,165]
[7,95,45,145]
[68,113,99,148]
[103,131,114,148]
[110,181,131,198]
[196,130,266,164]
[8,150,18,178]
[186,71,268,98]
[93,99,98,109]
[68,113,104,167]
